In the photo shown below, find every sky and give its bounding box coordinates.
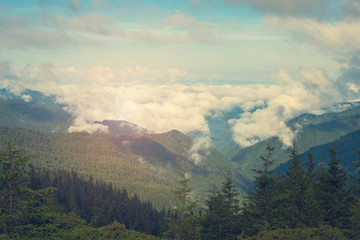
[1,0,360,149]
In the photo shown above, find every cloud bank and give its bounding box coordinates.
[1,61,358,148]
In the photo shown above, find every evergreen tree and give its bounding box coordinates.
[303,152,322,227]
[282,144,307,228]
[353,149,360,188]
[306,152,316,176]
[202,171,240,240]
[350,149,360,239]
[201,187,226,239]
[240,143,277,235]
[165,173,200,240]
[319,145,352,229]
[0,140,32,219]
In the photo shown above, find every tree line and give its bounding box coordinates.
[1,140,360,239]
[0,141,163,239]
[166,143,360,239]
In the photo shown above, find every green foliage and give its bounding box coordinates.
[0,141,32,218]
[0,99,73,133]
[317,146,352,229]
[0,126,250,209]
[202,172,240,240]
[27,168,166,236]
[165,173,201,240]
[0,142,164,240]
[239,225,347,240]
[240,144,278,235]
[282,144,308,228]
[232,106,360,178]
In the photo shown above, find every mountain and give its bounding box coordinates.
[0,97,252,208]
[95,120,152,135]
[187,107,244,159]
[0,99,73,132]
[0,88,65,109]
[2,89,360,206]
[231,104,360,177]
[276,129,360,175]
[0,125,251,209]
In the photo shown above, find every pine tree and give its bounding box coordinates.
[202,171,240,239]
[166,173,200,240]
[0,141,32,219]
[350,149,360,239]
[240,143,277,235]
[319,145,352,229]
[303,152,322,227]
[202,187,226,240]
[306,152,316,176]
[282,144,307,228]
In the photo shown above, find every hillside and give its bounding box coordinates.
[0,125,251,208]
[1,93,360,205]
[232,104,360,177]
[95,120,152,135]
[0,88,64,109]
[276,129,360,175]
[0,99,73,132]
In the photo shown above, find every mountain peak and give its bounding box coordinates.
[94,120,152,136]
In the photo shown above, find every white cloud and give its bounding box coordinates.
[264,16,360,52]
[1,62,357,149]
[188,135,212,165]
[68,119,109,134]
[229,68,341,147]
[21,94,32,102]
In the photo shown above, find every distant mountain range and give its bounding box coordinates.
[231,102,360,177]
[0,88,252,208]
[1,87,359,207]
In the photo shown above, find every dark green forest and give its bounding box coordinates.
[0,125,251,209]
[1,140,360,239]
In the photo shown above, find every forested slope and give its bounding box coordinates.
[0,99,73,132]
[232,105,360,177]
[0,126,250,208]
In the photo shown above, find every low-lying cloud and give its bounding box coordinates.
[0,61,358,148]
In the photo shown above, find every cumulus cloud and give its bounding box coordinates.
[229,68,341,147]
[188,135,212,165]
[21,94,32,102]
[337,52,360,98]
[1,62,358,148]
[264,16,360,52]
[68,118,109,134]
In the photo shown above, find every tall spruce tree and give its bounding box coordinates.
[350,149,360,239]
[166,173,200,240]
[282,144,307,228]
[240,143,277,236]
[319,145,352,229]
[202,172,240,240]
[0,141,32,219]
[303,152,322,227]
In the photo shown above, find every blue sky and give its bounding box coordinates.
[1,0,360,148]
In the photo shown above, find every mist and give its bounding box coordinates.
[1,61,358,149]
